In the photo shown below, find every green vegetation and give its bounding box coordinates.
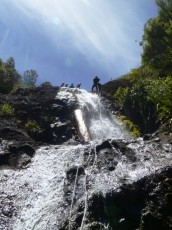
[120,116,140,137]
[141,0,172,76]
[23,69,38,87]
[0,57,38,94]
[0,55,54,94]
[0,57,21,94]
[25,120,42,134]
[40,82,52,87]
[114,87,129,108]
[106,0,172,135]
[146,76,172,125]
[0,103,14,117]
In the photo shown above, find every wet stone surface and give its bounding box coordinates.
[59,139,172,230]
[0,88,171,230]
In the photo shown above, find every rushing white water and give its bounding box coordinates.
[0,88,172,230]
[0,145,85,230]
[1,142,172,229]
[88,141,172,193]
[75,89,131,141]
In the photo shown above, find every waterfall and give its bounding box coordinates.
[0,88,172,230]
[75,89,131,141]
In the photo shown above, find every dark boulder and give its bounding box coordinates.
[9,144,35,157]
[96,140,112,152]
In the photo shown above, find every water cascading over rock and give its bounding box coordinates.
[75,89,131,141]
[0,88,172,230]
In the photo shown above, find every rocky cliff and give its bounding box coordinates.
[0,86,172,230]
[0,86,79,168]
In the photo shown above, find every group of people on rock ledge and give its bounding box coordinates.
[60,75,101,93]
[60,83,81,88]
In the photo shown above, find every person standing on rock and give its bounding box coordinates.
[92,76,101,93]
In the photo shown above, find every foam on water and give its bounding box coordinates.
[0,145,85,230]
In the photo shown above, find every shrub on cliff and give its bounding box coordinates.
[114,71,172,133]
[120,115,140,137]
[146,76,172,126]
[0,103,14,117]
[25,120,43,137]
[23,70,38,87]
[40,82,52,87]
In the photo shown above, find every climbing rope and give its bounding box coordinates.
[79,144,98,229]
[68,165,80,230]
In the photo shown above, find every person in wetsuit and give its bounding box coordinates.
[92,76,101,93]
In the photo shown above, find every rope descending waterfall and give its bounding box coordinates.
[68,165,80,230]
[67,143,98,230]
[79,144,98,229]
[79,175,88,230]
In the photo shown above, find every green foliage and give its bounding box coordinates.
[115,77,153,118]
[106,1,172,134]
[0,57,22,93]
[25,120,41,133]
[114,66,160,133]
[16,119,22,125]
[10,83,23,94]
[156,0,172,21]
[120,116,140,137]
[0,62,7,93]
[145,76,172,125]
[23,69,38,87]
[114,65,172,132]
[0,56,40,93]
[114,66,159,107]
[141,0,172,76]
[40,81,52,87]
[130,66,160,81]
[114,87,129,108]
[42,115,50,122]
[0,103,14,117]
[102,77,133,101]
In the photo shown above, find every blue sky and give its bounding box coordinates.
[0,0,158,90]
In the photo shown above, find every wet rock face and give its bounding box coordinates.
[0,87,172,229]
[0,142,35,168]
[139,167,172,230]
[83,140,137,172]
[83,141,117,171]
[0,86,79,145]
[59,139,172,230]
[64,166,86,205]
[87,189,145,230]
[0,136,171,229]
[60,166,172,230]
[9,144,35,157]
[96,140,112,152]
[96,149,118,171]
